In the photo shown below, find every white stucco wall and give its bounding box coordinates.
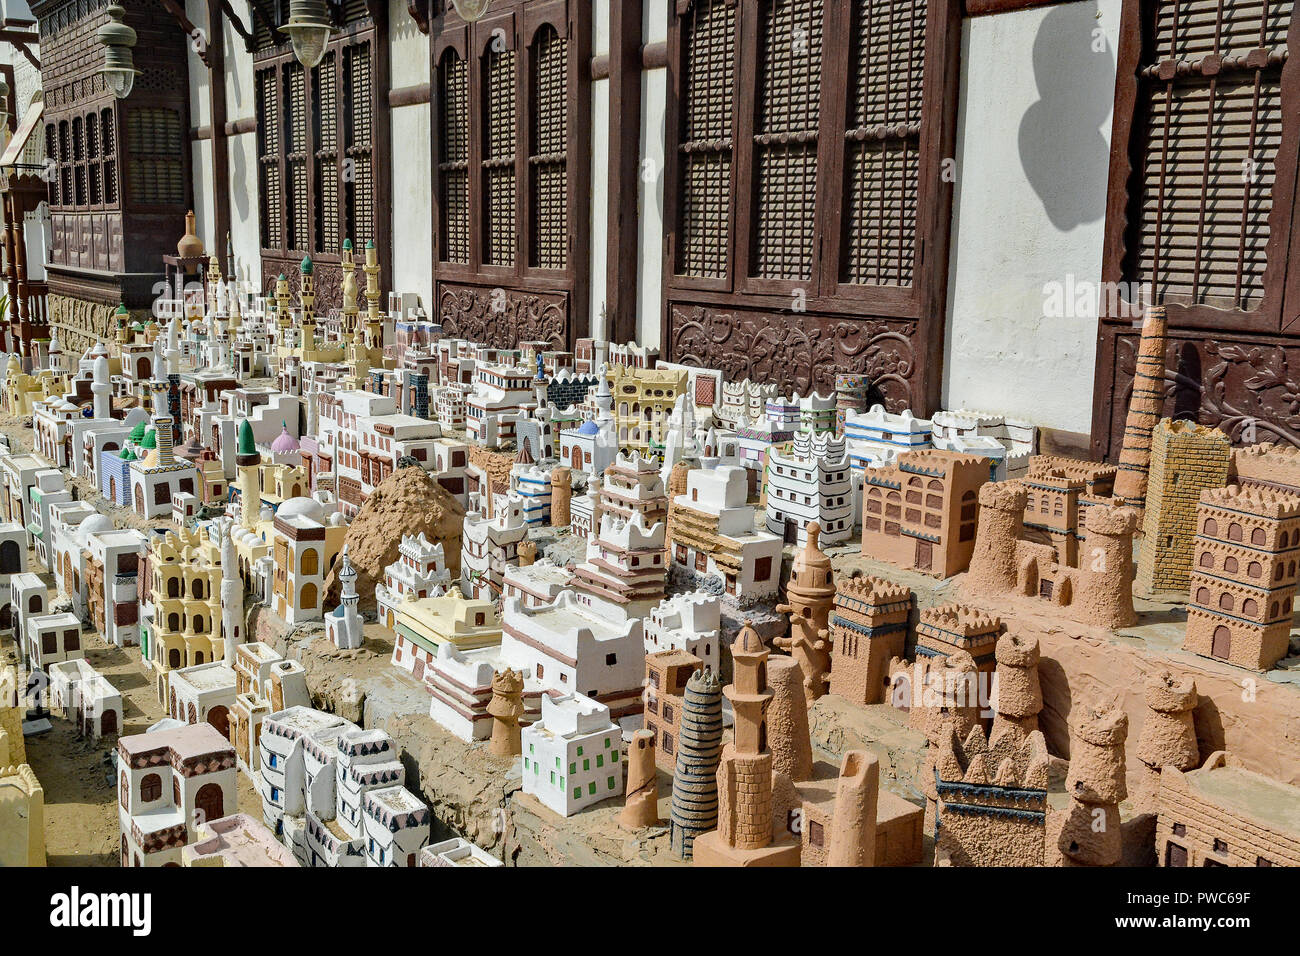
[637,0,668,352]
[389,0,432,311]
[942,0,1120,437]
[589,0,610,340]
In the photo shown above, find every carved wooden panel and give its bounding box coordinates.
[1095,325,1300,453]
[437,282,568,350]
[668,302,916,409]
[261,257,345,312]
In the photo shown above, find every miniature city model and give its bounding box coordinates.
[2,2,1300,890]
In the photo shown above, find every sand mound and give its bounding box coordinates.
[324,464,465,610]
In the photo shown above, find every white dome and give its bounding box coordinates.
[78,513,113,544]
[276,496,325,523]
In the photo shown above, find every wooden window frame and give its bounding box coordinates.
[661,0,961,413]
[428,0,592,351]
[1092,0,1300,459]
[253,3,391,304]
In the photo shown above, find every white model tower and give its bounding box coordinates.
[335,545,363,649]
[218,517,244,663]
[92,354,111,420]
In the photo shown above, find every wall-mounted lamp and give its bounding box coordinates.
[281,0,337,69]
[97,5,141,100]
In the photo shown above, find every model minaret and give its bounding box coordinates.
[218,517,243,663]
[694,623,800,866]
[235,418,261,529]
[1134,671,1198,814]
[274,273,292,337]
[47,332,64,374]
[991,633,1043,743]
[363,239,382,351]
[91,354,111,420]
[150,382,175,464]
[533,352,547,408]
[299,255,316,351]
[334,545,362,650]
[775,521,835,703]
[207,253,223,315]
[1113,304,1167,512]
[669,667,723,860]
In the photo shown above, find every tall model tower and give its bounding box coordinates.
[218,517,244,663]
[1113,304,1167,511]
[235,418,261,529]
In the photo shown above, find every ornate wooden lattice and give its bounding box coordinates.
[844,0,925,287]
[102,108,117,205]
[1128,0,1288,311]
[314,52,340,256]
[530,24,569,270]
[1094,0,1300,460]
[345,41,376,245]
[285,61,310,251]
[256,66,283,249]
[252,4,388,304]
[753,0,823,282]
[125,108,184,206]
[484,45,518,267]
[678,0,735,279]
[438,49,471,264]
[664,0,959,411]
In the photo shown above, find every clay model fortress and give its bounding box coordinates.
[1,0,1300,872]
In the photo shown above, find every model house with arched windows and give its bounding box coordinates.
[117,723,236,868]
[860,450,990,578]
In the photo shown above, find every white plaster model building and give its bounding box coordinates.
[166,661,237,739]
[764,430,855,544]
[931,409,1037,480]
[502,559,574,609]
[465,361,534,446]
[26,611,83,674]
[500,511,663,719]
[461,494,528,601]
[229,643,311,780]
[559,370,617,477]
[48,659,122,740]
[718,379,780,430]
[668,465,783,600]
[117,723,237,867]
[257,706,356,844]
[843,406,933,471]
[522,691,624,818]
[375,532,451,629]
[325,546,364,650]
[362,784,432,867]
[644,591,722,675]
[510,463,553,527]
[420,837,503,867]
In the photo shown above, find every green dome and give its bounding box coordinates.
[128,421,147,443]
[300,255,313,275]
[237,419,256,457]
[343,238,353,251]
[118,447,136,461]
[114,303,129,318]
[130,322,144,332]
[140,428,157,450]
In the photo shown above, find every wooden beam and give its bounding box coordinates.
[388,83,430,108]
[220,0,256,52]
[0,30,39,70]
[406,0,429,34]
[159,0,212,66]
[605,0,644,345]
[591,40,666,81]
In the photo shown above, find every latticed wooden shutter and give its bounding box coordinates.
[44,123,59,206]
[345,40,375,247]
[484,45,518,266]
[102,109,118,205]
[1127,0,1290,313]
[256,67,282,249]
[530,24,569,270]
[125,108,184,206]
[751,0,823,282]
[313,51,340,255]
[285,62,309,251]
[677,0,735,280]
[842,0,926,288]
[72,116,86,206]
[87,114,102,206]
[438,49,471,264]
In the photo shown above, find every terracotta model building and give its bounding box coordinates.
[826,576,912,706]
[1136,421,1233,594]
[915,604,1003,675]
[1135,671,1199,814]
[1157,751,1300,867]
[967,480,1137,629]
[1049,701,1128,867]
[693,626,801,867]
[774,523,836,703]
[1183,485,1300,670]
[860,449,988,577]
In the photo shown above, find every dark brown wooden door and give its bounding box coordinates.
[1166,842,1188,867]
[195,782,224,824]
